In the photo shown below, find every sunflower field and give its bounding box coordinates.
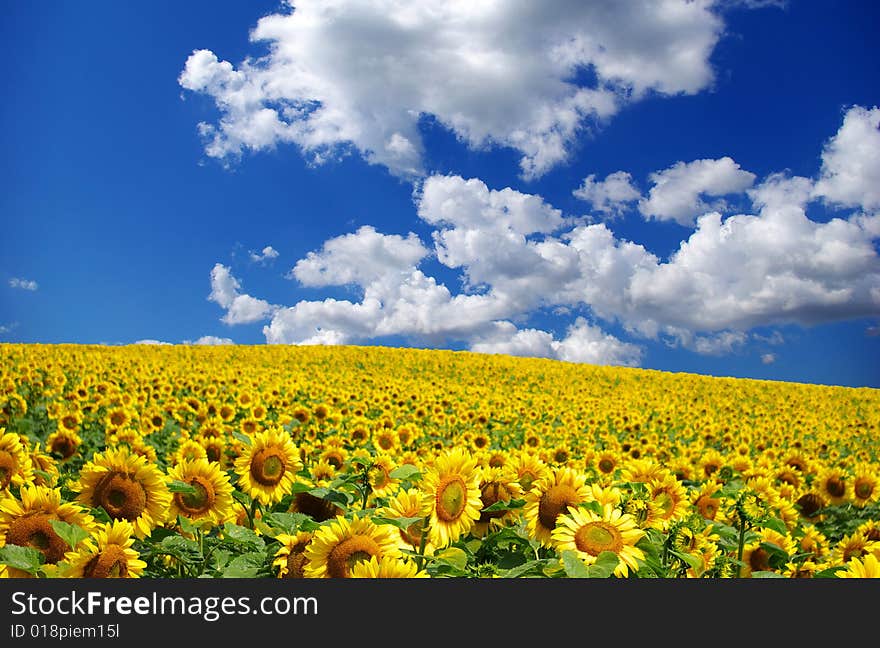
[1,343,878,579]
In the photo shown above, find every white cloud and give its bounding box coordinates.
[572,171,641,216]
[249,245,280,263]
[134,339,173,345]
[208,263,277,324]
[291,225,427,288]
[214,108,880,363]
[186,335,235,345]
[180,0,732,179]
[9,278,38,291]
[0,323,15,334]
[638,157,756,226]
[761,353,777,364]
[471,318,643,367]
[812,105,880,210]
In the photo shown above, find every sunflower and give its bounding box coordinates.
[740,527,797,577]
[795,490,827,521]
[830,532,877,566]
[593,450,619,479]
[170,439,208,467]
[234,427,302,505]
[167,458,235,529]
[60,519,146,578]
[849,464,879,507]
[422,447,482,548]
[472,466,524,537]
[45,428,82,461]
[0,430,33,491]
[815,466,849,506]
[366,454,399,499]
[28,442,60,487]
[377,487,433,554]
[309,459,338,486]
[620,458,667,484]
[796,524,829,561]
[509,451,550,493]
[691,479,723,521]
[272,531,314,578]
[837,552,880,578]
[349,555,429,578]
[373,428,399,453]
[0,485,96,576]
[71,446,171,539]
[697,448,726,480]
[523,466,590,546]
[551,504,645,578]
[304,515,401,578]
[644,473,690,530]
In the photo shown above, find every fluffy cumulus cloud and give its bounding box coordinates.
[812,105,880,210]
[249,245,279,263]
[208,263,277,325]
[187,335,235,345]
[9,277,38,291]
[572,171,642,217]
[638,157,757,226]
[206,106,880,365]
[472,318,642,367]
[179,0,735,179]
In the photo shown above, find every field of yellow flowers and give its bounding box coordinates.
[1,343,878,578]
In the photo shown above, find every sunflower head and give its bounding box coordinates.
[523,466,589,546]
[234,427,303,505]
[61,519,146,578]
[304,515,401,578]
[422,446,483,548]
[167,458,235,528]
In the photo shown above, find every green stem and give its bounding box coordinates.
[415,515,430,572]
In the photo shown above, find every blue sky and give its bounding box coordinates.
[2,0,879,388]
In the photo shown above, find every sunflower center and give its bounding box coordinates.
[854,479,874,500]
[50,436,78,459]
[574,521,623,556]
[825,477,846,498]
[326,536,381,578]
[0,450,18,489]
[175,476,217,516]
[95,472,147,521]
[6,514,69,564]
[653,491,674,517]
[598,458,615,474]
[293,492,341,522]
[479,481,513,521]
[748,547,771,572]
[796,493,824,518]
[83,545,130,578]
[205,445,222,463]
[250,449,286,486]
[284,551,309,579]
[695,495,719,520]
[436,476,467,522]
[518,470,538,492]
[537,484,580,531]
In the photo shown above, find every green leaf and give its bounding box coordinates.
[177,514,199,536]
[585,551,620,578]
[0,545,45,574]
[222,523,266,551]
[499,559,553,578]
[761,517,789,536]
[481,498,526,513]
[221,552,265,578]
[307,487,349,508]
[389,464,422,481]
[670,549,703,571]
[579,500,604,515]
[750,570,786,578]
[49,519,91,551]
[157,535,200,562]
[231,430,252,446]
[560,550,591,578]
[168,480,197,495]
[435,547,468,571]
[814,565,846,578]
